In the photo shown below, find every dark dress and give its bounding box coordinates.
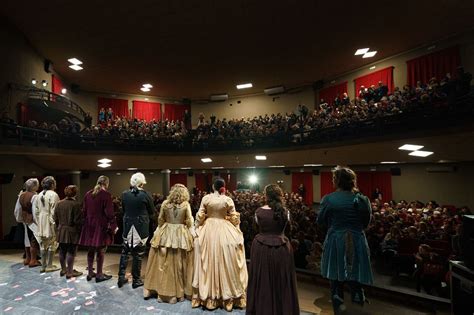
[246,207,300,315]
[54,198,82,244]
[79,189,117,247]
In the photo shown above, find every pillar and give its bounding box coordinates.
[161,169,171,196]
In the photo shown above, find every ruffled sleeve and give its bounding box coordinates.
[195,196,208,227]
[158,201,167,227]
[225,197,240,226]
[184,203,194,228]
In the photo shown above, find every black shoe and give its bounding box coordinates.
[60,270,66,277]
[86,272,96,281]
[96,274,112,283]
[132,279,144,289]
[117,277,128,288]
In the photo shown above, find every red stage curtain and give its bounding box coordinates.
[132,101,161,121]
[163,104,190,121]
[170,173,187,187]
[318,82,348,105]
[291,172,313,205]
[371,172,393,202]
[354,66,394,95]
[406,46,461,86]
[195,173,213,193]
[320,171,334,199]
[98,97,129,118]
[220,173,237,193]
[51,75,64,95]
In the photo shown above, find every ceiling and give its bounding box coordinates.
[3,132,474,171]
[2,0,474,99]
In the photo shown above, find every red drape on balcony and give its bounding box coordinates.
[163,104,191,121]
[291,172,313,205]
[195,173,213,193]
[354,66,394,95]
[132,101,161,121]
[320,171,392,201]
[318,82,348,105]
[51,75,64,95]
[98,97,130,118]
[170,173,187,187]
[406,46,461,86]
[220,173,237,193]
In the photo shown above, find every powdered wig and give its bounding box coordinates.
[166,184,190,205]
[24,178,39,192]
[64,185,78,198]
[332,165,358,192]
[130,172,146,188]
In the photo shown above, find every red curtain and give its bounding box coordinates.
[51,75,63,95]
[354,66,394,95]
[132,101,161,121]
[318,82,348,105]
[163,104,190,121]
[320,171,392,201]
[406,46,461,86]
[195,173,213,192]
[291,172,313,205]
[170,173,187,187]
[220,173,237,193]
[98,97,130,118]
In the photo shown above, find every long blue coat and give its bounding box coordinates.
[317,190,374,285]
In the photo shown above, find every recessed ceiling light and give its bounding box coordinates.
[201,158,212,163]
[149,172,154,175]
[127,167,138,171]
[212,166,224,169]
[255,155,267,160]
[380,161,399,164]
[246,166,256,169]
[362,51,377,58]
[304,164,323,167]
[31,79,37,85]
[398,144,424,151]
[180,167,191,170]
[61,88,67,94]
[67,58,83,65]
[354,48,370,55]
[236,83,253,89]
[140,87,150,92]
[144,98,149,101]
[438,160,454,163]
[42,80,48,87]
[116,172,121,176]
[142,83,153,88]
[69,64,83,71]
[98,158,112,164]
[98,163,111,168]
[409,151,434,157]
[269,165,285,168]
[369,66,376,70]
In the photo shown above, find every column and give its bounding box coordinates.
[161,169,171,196]
[70,171,81,196]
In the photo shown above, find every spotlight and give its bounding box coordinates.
[61,88,67,94]
[42,80,48,87]
[31,79,37,85]
[248,175,258,184]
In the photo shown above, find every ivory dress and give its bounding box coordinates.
[192,192,248,310]
[144,200,194,300]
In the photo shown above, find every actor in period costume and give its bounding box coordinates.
[143,184,194,303]
[317,166,373,314]
[117,173,154,289]
[79,175,117,283]
[192,178,248,312]
[246,184,300,315]
[54,185,83,278]
[18,178,41,267]
[34,176,60,273]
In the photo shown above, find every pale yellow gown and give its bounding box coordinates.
[144,200,194,301]
[192,192,248,310]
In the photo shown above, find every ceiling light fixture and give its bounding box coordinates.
[201,158,212,163]
[42,80,48,87]
[98,158,112,164]
[31,79,37,85]
[142,84,153,89]
[212,166,224,169]
[304,164,323,167]
[380,161,399,164]
[354,48,370,55]
[98,163,111,168]
[180,167,191,170]
[140,87,150,92]
[246,166,256,169]
[269,165,285,168]
[255,155,267,160]
[61,88,67,95]
[369,66,376,70]
[69,64,83,71]
[68,58,83,65]
[362,51,377,58]
[127,167,138,171]
[409,151,434,157]
[398,144,424,151]
[144,98,149,101]
[236,83,253,89]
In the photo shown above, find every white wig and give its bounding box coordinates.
[130,172,146,187]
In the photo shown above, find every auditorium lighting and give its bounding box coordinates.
[31,79,37,85]
[369,66,376,70]
[201,158,212,163]
[304,164,323,167]
[409,151,434,157]
[246,166,256,169]
[380,161,399,164]
[236,83,253,89]
[42,80,48,87]
[212,166,224,169]
[61,88,67,95]
[354,48,369,55]
[69,64,83,71]
[269,165,285,168]
[362,51,377,58]
[98,163,111,168]
[140,87,150,92]
[180,167,191,170]
[398,144,424,151]
[248,175,258,184]
[98,158,112,164]
[68,58,83,65]
[127,167,138,171]
[142,84,153,89]
[255,155,267,160]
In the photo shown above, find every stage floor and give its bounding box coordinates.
[0,250,448,314]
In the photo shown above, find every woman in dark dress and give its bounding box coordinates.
[54,185,83,279]
[246,184,299,315]
[79,176,118,282]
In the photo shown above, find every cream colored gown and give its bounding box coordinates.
[192,192,248,310]
[144,200,194,301]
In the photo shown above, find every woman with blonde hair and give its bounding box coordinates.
[79,175,117,282]
[34,176,60,273]
[143,183,194,304]
[317,166,373,314]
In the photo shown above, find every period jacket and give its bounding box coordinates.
[34,190,60,239]
[19,191,36,225]
[121,188,155,247]
[79,189,117,247]
[54,197,82,244]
